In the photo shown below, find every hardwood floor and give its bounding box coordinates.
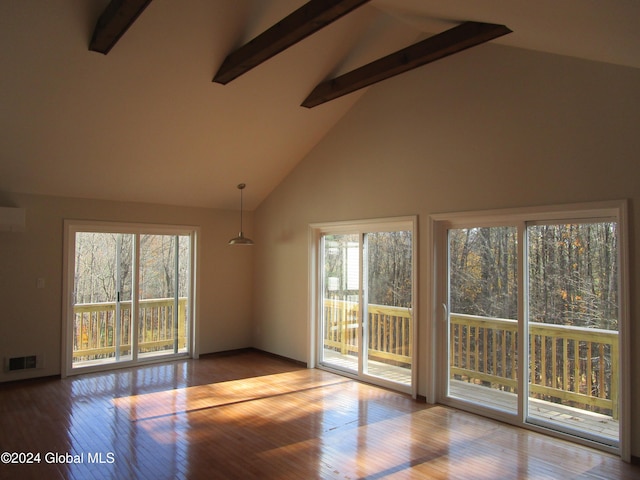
[0,351,637,480]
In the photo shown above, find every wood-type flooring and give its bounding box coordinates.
[0,350,637,479]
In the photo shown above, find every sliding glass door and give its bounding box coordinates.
[437,204,626,454]
[321,233,360,374]
[363,231,414,384]
[72,232,134,366]
[315,218,416,394]
[138,234,190,359]
[446,226,519,414]
[526,221,620,442]
[65,223,195,374]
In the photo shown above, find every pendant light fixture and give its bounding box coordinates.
[228,183,254,245]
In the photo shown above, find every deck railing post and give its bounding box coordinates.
[178,298,186,350]
[449,313,617,418]
[340,301,347,354]
[611,340,619,420]
[73,298,188,363]
[321,300,412,366]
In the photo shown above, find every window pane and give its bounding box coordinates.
[447,226,518,412]
[138,234,187,358]
[527,222,619,442]
[365,231,412,385]
[321,234,360,373]
[72,232,133,367]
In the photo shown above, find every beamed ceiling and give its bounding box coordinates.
[1,0,638,211]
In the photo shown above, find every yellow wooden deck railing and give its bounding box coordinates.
[323,299,412,367]
[450,313,618,418]
[73,297,188,362]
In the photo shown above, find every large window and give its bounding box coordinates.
[311,217,417,395]
[432,201,629,459]
[62,221,197,375]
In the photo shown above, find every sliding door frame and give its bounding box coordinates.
[430,200,630,460]
[309,216,418,398]
[61,220,199,378]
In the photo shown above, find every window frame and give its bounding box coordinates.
[309,216,418,397]
[429,200,630,460]
[61,220,200,377]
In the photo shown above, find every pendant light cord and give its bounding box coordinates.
[240,185,243,233]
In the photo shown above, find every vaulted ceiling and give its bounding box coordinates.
[1,1,638,210]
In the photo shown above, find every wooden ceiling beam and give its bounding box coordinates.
[301,21,512,108]
[213,0,370,84]
[90,0,154,55]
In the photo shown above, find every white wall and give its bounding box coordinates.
[0,192,254,382]
[253,44,640,453]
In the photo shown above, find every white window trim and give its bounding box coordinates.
[309,216,418,398]
[61,220,200,378]
[429,200,630,461]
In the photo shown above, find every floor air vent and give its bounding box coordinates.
[6,355,42,372]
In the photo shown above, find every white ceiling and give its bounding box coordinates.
[1,0,638,211]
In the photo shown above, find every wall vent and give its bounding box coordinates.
[6,355,43,372]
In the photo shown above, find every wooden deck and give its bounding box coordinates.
[449,380,619,441]
[322,351,618,443]
[322,349,412,385]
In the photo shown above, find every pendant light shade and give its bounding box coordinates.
[228,183,254,245]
